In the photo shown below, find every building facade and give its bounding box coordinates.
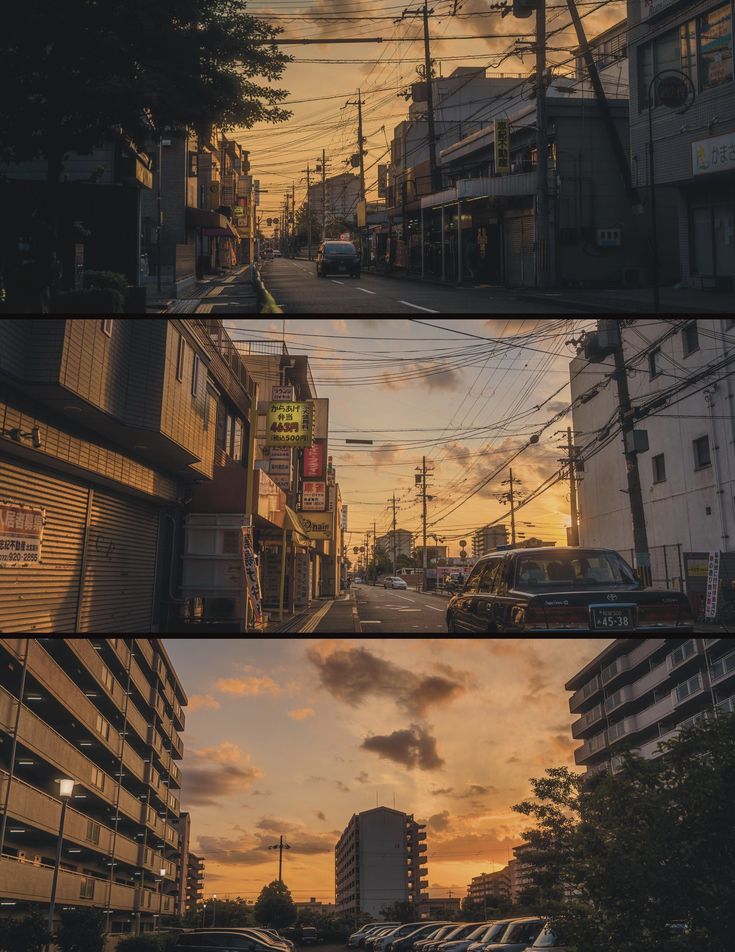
[472,525,510,558]
[467,869,511,906]
[335,807,428,921]
[570,318,735,614]
[567,637,735,772]
[174,812,204,918]
[376,529,414,567]
[627,0,735,288]
[308,173,361,229]
[0,638,186,934]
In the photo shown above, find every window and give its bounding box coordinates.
[192,354,201,397]
[233,418,244,462]
[176,334,186,382]
[652,453,667,483]
[682,321,700,356]
[188,152,199,177]
[675,673,703,702]
[477,560,503,594]
[463,563,485,595]
[86,820,100,844]
[670,639,696,667]
[80,877,95,899]
[711,649,735,681]
[91,767,106,791]
[608,719,628,742]
[100,664,114,693]
[693,435,712,469]
[648,347,664,378]
[95,714,110,742]
[101,320,113,337]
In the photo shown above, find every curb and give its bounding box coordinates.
[515,292,728,315]
[253,264,283,314]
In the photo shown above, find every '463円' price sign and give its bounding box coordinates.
[265,402,314,448]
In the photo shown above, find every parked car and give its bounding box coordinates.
[272,249,282,257]
[414,925,463,952]
[366,928,402,951]
[300,928,318,946]
[390,924,455,952]
[521,926,564,951]
[350,926,401,948]
[253,930,294,952]
[445,922,504,952]
[446,547,695,632]
[377,924,451,952]
[422,924,479,952]
[175,932,287,952]
[384,576,409,589]
[482,918,545,952]
[317,240,361,278]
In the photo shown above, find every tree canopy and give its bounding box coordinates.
[512,713,735,952]
[2,0,291,168]
[254,880,297,930]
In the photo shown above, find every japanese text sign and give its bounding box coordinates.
[0,502,45,567]
[266,401,314,447]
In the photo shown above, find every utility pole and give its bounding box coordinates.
[559,427,581,546]
[391,493,399,575]
[322,148,327,239]
[611,321,652,586]
[416,457,433,590]
[373,520,378,585]
[347,89,367,264]
[402,4,440,192]
[267,835,291,883]
[291,180,296,257]
[500,469,521,545]
[306,164,313,260]
[535,0,551,289]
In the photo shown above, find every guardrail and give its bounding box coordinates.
[252,264,282,314]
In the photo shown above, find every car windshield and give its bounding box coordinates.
[324,242,356,254]
[480,922,508,942]
[515,550,638,588]
[532,929,558,948]
[504,922,542,944]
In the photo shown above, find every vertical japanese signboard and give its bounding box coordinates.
[242,524,264,628]
[494,120,510,175]
[704,551,721,619]
[0,502,45,567]
[303,442,325,480]
[302,482,327,511]
[266,401,313,447]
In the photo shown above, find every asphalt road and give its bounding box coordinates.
[260,257,569,314]
[351,583,449,634]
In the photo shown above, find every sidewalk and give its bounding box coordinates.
[517,285,734,314]
[263,593,359,634]
[146,264,258,313]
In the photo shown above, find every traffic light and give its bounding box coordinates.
[512,0,536,17]
[267,218,273,226]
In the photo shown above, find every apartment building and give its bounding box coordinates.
[472,526,510,558]
[335,807,428,920]
[174,812,204,918]
[376,529,414,567]
[0,637,187,934]
[566,637,735,773]
[185,851,205,918]
[294,897,335,915]
[467,868,511,906]
[570,318,735,612]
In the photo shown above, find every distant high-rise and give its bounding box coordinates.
[472,525,509,557]
[335,807,428,920]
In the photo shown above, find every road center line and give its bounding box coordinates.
[397,300,439,313]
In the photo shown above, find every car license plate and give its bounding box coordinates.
[591,607,635,630]
[339,264,346,271]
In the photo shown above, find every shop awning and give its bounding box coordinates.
[186,206,232,231]
[284,506,313,545]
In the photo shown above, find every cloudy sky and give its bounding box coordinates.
[235,1,627,232]
[167,637,607,904]
[225,318,596,559]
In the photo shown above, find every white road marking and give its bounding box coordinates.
[398,300,439,313]
[361,620,382,625]
[396,609,422,613]
[356,287,376,294]
[424,606,444,613]
[389,593,416,603]
[331,280,344,285]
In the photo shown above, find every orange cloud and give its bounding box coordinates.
[216,675,281,697]
[188,694,221,712]
[288,707,315,720]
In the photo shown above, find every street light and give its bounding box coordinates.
[157,867,166,933]
[646,69,695,313]
[48,779,75,935]
[212,893,217,926]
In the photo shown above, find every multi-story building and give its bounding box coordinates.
[308,173,361,230]
[626,0,735,289]
[376,529,414,568]
[294,897,335,915]
[185,851,205,917]
[174,811,204,918]
[472,526,510,558]
[335,807,428,921]
[570,318,735,612]
[566,637,735,773]
[0,637,186,935]
[467,868,511,906]
[507,845,534,904]
[425,896,461,917]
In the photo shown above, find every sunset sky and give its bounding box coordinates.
[167,637,607,904]
[225,318,597,559]
[234,1,628,233]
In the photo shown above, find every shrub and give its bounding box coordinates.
[52,288,125,313]
[56,907,106,952]
[83,270,130,296]
[0,913,51,952]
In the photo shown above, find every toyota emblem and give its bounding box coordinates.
[607,594,619,602]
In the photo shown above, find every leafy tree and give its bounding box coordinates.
[294,203,322,248]
[378,901,418,924]
[2,0,291,239]
[187,897,254,928]
[254,881,297,930]
[55,908,106,952]
[512,714,735,952]
[0,913,51,952]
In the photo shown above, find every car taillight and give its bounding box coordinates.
[524,602,588,630]
[638,600,694,628]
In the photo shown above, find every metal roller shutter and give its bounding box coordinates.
[77,490,160,633]
[0,460,89,634]
[504,212,535,287]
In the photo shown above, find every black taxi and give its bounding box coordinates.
[446,547,694,633]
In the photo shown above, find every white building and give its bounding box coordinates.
[566,637,735,773]
[570,318,735,606]
[472,525,510,558]
[335,807,428,920]
[376,529,414,566]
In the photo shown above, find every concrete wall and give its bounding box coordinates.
[358,809,409,918]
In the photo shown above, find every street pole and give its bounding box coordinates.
[269,834,291,882]
[535,0,551,289]
[373,521,377,585]
[156,135,163,293]
[422,457,428,590]
[347,90,367,264]
[509,468,517,546]
[566,428,580,546]
[48,780,75,937]
[647,79,660,314]
[322,148,327,239]
[212,895,216,927]
[611,321,652,586]
[392,493,398,575]
[306,164,312,260]
[291,181,296,257]
[422,4,440,192]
